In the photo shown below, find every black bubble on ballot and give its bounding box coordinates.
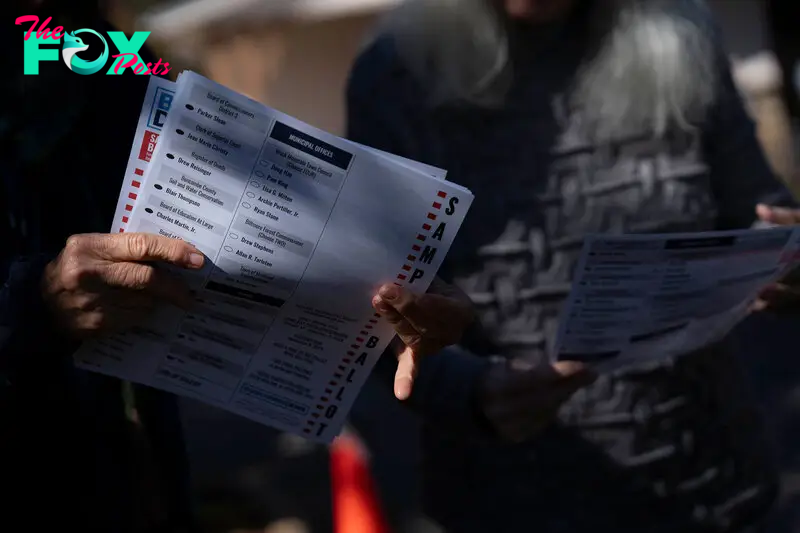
[176,129,185,135]
[166,153,175,160]
[145,208,153,214]
[185,104,194,111]
[154,184,163,190]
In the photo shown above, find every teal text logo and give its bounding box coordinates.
[16,15,171,76]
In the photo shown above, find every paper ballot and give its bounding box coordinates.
[76,73,473,442]
[554,226,800,372]
[111,76,175,233]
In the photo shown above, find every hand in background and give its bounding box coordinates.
[756,204,800,226]
[754,204,800,314]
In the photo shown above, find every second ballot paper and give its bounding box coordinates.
[75,71,473,443]
[554,226,800,373]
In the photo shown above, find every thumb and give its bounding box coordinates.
[551,361,597,388]
[394,346,417,400]
[756,204,800,226]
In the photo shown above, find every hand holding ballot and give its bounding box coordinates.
[751,203,800,314]
[374,277,475,400]
[73,73,474,442]
[43,233,204,338]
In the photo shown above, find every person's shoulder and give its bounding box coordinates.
[347,34,423,106]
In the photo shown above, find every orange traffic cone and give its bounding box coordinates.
[330,430,390,533]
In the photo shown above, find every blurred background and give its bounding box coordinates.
[101,1,800,532]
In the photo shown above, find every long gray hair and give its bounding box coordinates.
[381,0,719,140]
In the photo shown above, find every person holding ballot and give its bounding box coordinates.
[348,0,800,531]
[1,1,474,531]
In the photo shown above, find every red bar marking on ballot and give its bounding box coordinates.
[397,274,407,280]
[128,192,137,200]
[356,338,364,343]
[365,325,373,329]
[422,223,432,231]
[351,345,360,349]
[427,213,437,220]
[338,365,346,371]
[329,381,337,386]
[432,202,442,209]
[393,282,402,286]
[374,313,381,318]
[134,168,144,176]
[369,319,378,324]
[132,180,141,188]
[342,359,351,364]
[122,216,129,224]
[402,265,411,271]
[119,228,124,233]
[303,428,311,433]
[416,234,426,241]
[437,191,447,198]
[412,245,421,252]
[347,351,355,356]
[125,204,133,212]
[307,420,315,425]
[360,331,368,335]
[321,397,329,402]
[325,389,333,394]
[139,130,160,162]
[407,255,416,261]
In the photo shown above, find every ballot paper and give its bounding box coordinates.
[76,72,473,443]
[554,226,800,372]
[112,76,176,232]
[111,77,444,235]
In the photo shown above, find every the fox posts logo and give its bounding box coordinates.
[16,15,170,76]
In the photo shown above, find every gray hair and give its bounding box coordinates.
[381,0,719,140]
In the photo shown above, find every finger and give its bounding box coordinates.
[373,292,424,351]
[74,233,205,268]
[756,283,800,314]
[377,284,470,343]
[69,306,150,338]
[372,291,404,322]
[756,204,800,226]
[552,361,597,384]
[394,345,417,400]
[101,262,193,309]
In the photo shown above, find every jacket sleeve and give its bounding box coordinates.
[703,49,797,230]
[346,38,495,436]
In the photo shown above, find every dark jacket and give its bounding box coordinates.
[1,16,192,532]
[346,11,793,533]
